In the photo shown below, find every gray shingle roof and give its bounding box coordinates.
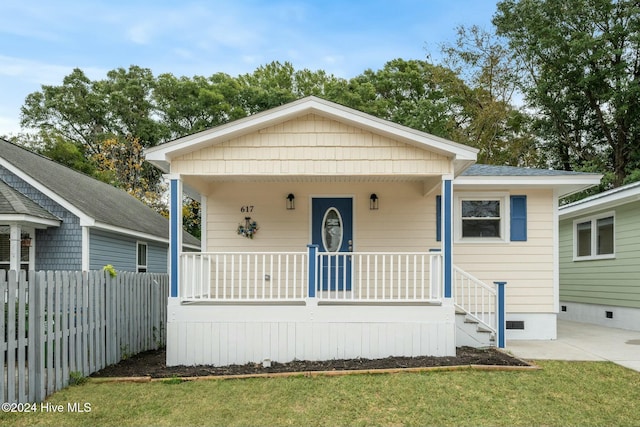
[1,139,199,246]
[0,180,60,221]
[462,164,594,177]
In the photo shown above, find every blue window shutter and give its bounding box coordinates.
[510,195,527,241]
[436,195,442,242]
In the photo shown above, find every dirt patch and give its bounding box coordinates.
[91,347,530,379]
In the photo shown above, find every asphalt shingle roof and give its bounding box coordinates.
[462,164,594,177]
[1,139,199,246]
[0,180,60,221]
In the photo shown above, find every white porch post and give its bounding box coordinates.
[442,177,453,299]
[200,195,207,252]
[168,175,183,298]
[9,224,21,271]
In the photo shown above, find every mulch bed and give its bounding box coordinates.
[90,347,531,379]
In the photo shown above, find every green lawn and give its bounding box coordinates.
[2,361,639,427]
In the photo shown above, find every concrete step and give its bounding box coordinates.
[455,311,494,348]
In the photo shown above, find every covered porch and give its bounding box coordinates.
[0,181,61,273]
[145,97,505,366]
[164,179,504,365]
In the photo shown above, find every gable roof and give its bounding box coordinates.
[0,139,199,247]
[559,181,640,219]
[145,96,479,175]
[456,164,602,198]
[0,180,61,226]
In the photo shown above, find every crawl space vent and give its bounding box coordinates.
[506,320,525,330]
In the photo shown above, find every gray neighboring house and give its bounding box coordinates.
[559,181,640,331]
[0,139,200,273]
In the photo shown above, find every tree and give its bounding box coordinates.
[20,66,168,205]
[338,59,471,140]
[21,68,108,156]
[494,0,640,187]
[153,73,246,139]
[439,25,542,167]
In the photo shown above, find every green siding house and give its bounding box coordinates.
[559,182,640,331]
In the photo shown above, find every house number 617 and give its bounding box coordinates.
[240,206,254,213]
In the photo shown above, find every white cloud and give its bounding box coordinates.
[127,23,155,45]
[0,55,107,85]
[0,55,109,135]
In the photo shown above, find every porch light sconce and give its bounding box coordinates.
[286,193,295,210]
[369,193,379,210]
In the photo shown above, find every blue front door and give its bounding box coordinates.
[312,198,353,291]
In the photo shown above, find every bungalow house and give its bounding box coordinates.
[559,181,640,331]
[0,139,200,274]
[145,96,601,366]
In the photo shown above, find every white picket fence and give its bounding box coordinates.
[0,270,169,404]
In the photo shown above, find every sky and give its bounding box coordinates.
[0,0,499,136]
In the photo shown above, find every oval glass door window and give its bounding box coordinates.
[322,207,343,252]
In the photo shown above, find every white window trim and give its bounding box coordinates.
[137,241,148,273]
[454,192,510,243]
[572,211,616,261]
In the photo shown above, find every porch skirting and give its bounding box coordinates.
[166,298,456,366]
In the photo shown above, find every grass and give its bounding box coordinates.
[1,361,639,426]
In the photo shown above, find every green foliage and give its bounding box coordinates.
[182,198,201,239]
[102,264,117,278]
[438,25,543,167]
[494,0,640,186]
[20,45,639,215]
[39,137,97,176]
[68,371,87,386]
[161,376,184,385]
[120,345,132,360]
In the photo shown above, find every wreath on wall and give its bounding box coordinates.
[237,217,259,239]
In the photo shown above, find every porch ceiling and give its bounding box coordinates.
[184,174,440,183]
[181,174,443,196]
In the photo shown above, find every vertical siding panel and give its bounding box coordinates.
[53,271,62,392]
[74,272,84,377]
[45,272,54,395]
[0,271,6,404]
[88,271,96,374]
[67,273,76,374]
[27,272,35,402]
[60,272,69,389]
[6,271,16,403]
[17,272,27,403]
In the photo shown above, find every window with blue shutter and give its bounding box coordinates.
[436,195,441,242]
[510,195,527,241]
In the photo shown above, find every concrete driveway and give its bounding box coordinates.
[506,320,640,372]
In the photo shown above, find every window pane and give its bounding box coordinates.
[577,221,592,257]
[0,232,9,263]
[20,233,30,262]
[597,216,614,255]
[322,208,343,252]
[462,219,501,237]
[462,200,500,218]
[137,243,147,266]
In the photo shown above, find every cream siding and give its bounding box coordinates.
[171,114,451,177]
[203,181,439,253]
[202,185,556,313]
[453,189,556,314]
